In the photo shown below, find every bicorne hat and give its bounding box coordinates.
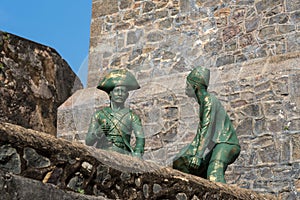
[97,69,140,93]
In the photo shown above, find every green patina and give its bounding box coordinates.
[85,69,145,158]
[173,66,240,183]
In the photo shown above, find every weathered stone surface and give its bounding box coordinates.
[245,17,260,33]
[196,0,222,8]
[258,26,276,40]
[147,31,165,43]
[287,32,300,52]
[230,8,246,24]
[114,22,131,31]
[158,18,173,29]
[88,0,300,88]
[268,13,289,25]
[92,0,118,18]
[0,145,21,174]
[23,147,51,169]
[0,122,276,200]
[216,55,235,67]
[223,26,242,42]
[119,0,132,10]
[292,134,300,160]
[239,34,255,48]
[0,31,82,136]
[286,0,300,12]
[255,0,283,14]
[204,38,223,52]
[143,1,156,13]
[127,29,143,45]
[0,169,107,200]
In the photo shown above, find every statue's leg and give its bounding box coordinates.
[206,143,240,183]
[173,157,190,174]
[207,160,226,183]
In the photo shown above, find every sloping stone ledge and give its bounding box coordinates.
[0,122,276,200]
[0,169,107,200]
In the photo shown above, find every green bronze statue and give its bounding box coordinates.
[85,69,145,158]
[173,66,240,183]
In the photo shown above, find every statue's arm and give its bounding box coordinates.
[195,96,212,157]
[189,96,212,168]
[85,112,102,146]
[131,112,145,156]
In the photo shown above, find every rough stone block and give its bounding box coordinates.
[258,26,276,40]
[92,0,118,18]
[245,16,260,33]
[255,0,282,13]
[286,0,300,12]
[292,134,300,161]
[0,169,107,200]
[0,31,82,136]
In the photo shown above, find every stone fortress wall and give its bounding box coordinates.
[58,0,300,198]
[87,0,299,85]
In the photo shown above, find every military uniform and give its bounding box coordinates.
[85,69,145,157]
[86,107,144,155]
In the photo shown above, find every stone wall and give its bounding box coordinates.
[58,0,300,198]
[0,31,83,136]
[0,122,275,200]
[88,0,300,86]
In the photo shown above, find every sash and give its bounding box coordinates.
[101,108,134,153]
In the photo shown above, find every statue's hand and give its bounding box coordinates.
[94,124,109,138]
[188,156,201,169]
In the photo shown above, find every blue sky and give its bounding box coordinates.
[1,1,92,86]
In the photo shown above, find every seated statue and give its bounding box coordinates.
[85,69,145,158]
[173,66,240,183]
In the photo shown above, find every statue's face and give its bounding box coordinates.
[110,85,129,104]
[185,81,196,97]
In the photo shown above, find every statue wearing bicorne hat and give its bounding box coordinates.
[85,69,145,158]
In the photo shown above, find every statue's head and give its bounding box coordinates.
[109,85,129,104]
[97,69,140,93]
[185,66,210,97]
[186,66,210,88]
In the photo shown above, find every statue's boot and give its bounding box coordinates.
[207,160,226,183]
[173,157,191,174]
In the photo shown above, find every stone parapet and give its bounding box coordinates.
[0,122,276,200]
[0,169,107,200]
